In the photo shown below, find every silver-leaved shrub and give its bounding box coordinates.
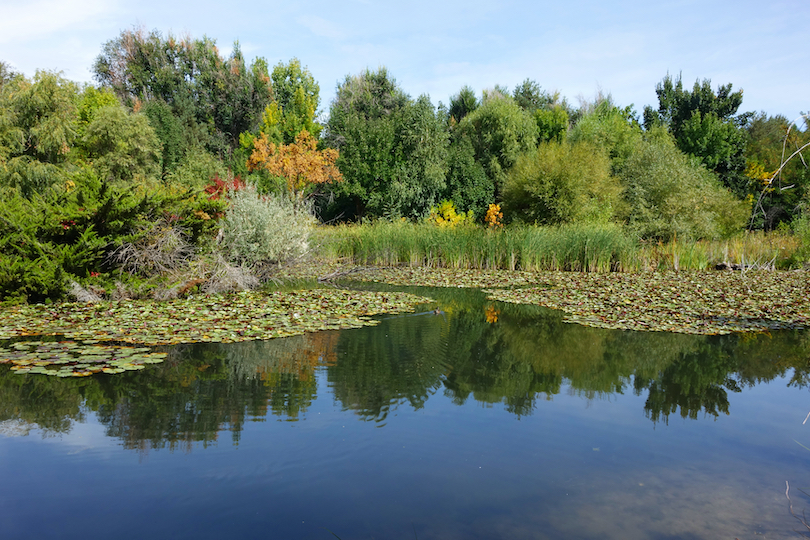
[221,185,314,267]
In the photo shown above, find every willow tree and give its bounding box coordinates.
[0,71,79,196]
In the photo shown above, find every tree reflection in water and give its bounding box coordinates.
[1,284,809,450]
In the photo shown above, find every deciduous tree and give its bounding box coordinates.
[80,105,161,184]
[618,128,748,240]
[94,28,273,161]
[248,129,341,200]
[502,140,622,225]
[268,58,321,143]
[454,93,537,201]
[323,68,447,219]
[0,71,79,196]
[744,113,809,228]
[643,74,749,196]
[448,85,478,125]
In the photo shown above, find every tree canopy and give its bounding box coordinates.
[323,68,448,219]
[94,28,273,160]
[643,74,749,196]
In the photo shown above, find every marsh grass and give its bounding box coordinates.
[315,222,634,271]
[315,221,806,273]
[642,232,802,271]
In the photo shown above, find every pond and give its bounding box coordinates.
[1,283,810,539]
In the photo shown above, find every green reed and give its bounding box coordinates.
[313,221,806,272]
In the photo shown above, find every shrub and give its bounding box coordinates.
[112,219,195,277]
[793,214,810,263]
[618,129,748,240]
[0,253,65,303]
[485,204,503,228]
[428,200,473,227]
[164,148,229,190]
[220,186,314,267]
[502,141,623,226]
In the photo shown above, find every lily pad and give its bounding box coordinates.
[0,289,432,346]
[485,270,810,335]
[279,265,810,336]
[0,341,167,377]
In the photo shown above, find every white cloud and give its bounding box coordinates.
[0,0,116,44]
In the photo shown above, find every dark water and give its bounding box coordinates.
[2,284,810,539]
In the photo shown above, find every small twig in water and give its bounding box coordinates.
[321,528,343,540]
[787,480,810,536]
[318,266,368,282]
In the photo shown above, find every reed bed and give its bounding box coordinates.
[639,232,802,271]
[313,222,806,272]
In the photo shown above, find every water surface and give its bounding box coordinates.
[1,285,809,539]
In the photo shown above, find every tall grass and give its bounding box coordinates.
[639,232,801,271]
[314,221,806,273]
[316,222,636,272]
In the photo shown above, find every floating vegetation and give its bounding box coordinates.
[0,289,432,345]
[0,341,167,377]
[485,271,810,335]
[295,265,810,335]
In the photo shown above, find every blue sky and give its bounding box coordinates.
[1,0,807,123]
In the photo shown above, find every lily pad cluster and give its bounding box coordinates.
[0,289,432,345]
[291,264,810,335]
[485,271,810,335]
[0,341,167,377]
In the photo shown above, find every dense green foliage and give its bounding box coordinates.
[94,28,273,165]
[81,105,162,183]
[745,113,810,229]
[643,74,749,197]
[0,71,78,196]
[618,129,749,240]
[267,58,322,144]
[1,29,808,302]
[453,93,538,201]
[503,140,622,226]
[322,68,448,219]
[0,175,176,302]
[569,98,642,170]
[443,136,492,218]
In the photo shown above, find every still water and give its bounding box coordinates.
[1,284,810,539]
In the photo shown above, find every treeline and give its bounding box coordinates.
[1,27,808,301]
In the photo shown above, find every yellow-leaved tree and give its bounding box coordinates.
[247,129,342,200]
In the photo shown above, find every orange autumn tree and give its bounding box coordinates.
[247,129,342,200]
